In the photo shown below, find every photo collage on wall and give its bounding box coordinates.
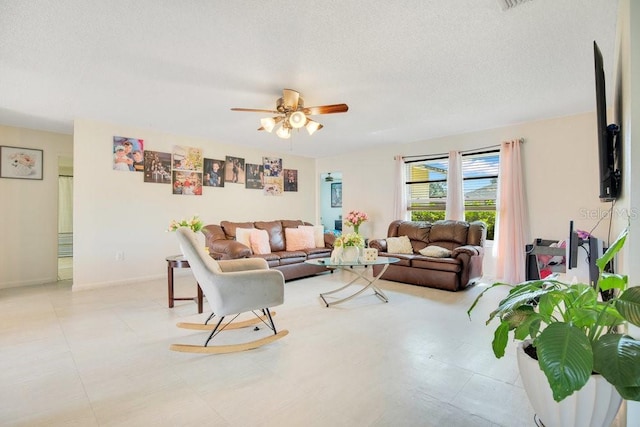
[113,136,144,172]
[225,156,245,185]
[172,145,203,196]
[143,151,172,184]
[203,158,225,187]
[111,136,298,195]
[245,163,264,189]
[263,156,283,196]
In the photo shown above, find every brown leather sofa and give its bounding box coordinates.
[369,220,486,291]
[202,220,336,281]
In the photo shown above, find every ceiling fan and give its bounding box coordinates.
[231,89,348,139]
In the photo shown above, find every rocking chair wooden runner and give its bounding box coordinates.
[171,227,288,354]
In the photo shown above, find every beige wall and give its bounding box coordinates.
[317,112,614,280]
[72,119,317,290]
[0,125,73,289]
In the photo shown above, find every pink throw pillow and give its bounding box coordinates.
[250,229,271,254]
[285,227,316,251]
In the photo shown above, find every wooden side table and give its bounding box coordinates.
[166,255,203,313]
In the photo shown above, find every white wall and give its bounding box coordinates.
[0,125,73,289]
[73,119,316,290]
[614,1,640,425]
[317,112,612,277]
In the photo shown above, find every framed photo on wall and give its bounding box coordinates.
[331,182,342,207]
[0,146,44,180]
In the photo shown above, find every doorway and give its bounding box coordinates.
[58,156,73,281]
[320,172,342,233]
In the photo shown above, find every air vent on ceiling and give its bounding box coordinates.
[325,173,334,182]
[497,0,532,11]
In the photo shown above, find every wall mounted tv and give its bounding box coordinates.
[593,40,620,202]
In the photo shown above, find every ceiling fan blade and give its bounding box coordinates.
[303,104,349,115]
[231,108,279,114]
[282,89,300,110]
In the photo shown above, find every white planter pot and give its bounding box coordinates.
[517,340,622,427]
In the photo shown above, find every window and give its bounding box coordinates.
[405,150,499,239]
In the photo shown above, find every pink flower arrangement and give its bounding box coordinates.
[344,210,368,234]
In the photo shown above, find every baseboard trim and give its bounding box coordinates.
[72,273,165,291]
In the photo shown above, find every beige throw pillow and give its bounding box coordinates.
[299,225,325,248]
[419,245,452,258]
[386,236,413,254]
[235,228,254,254]
[285,227,316,251]
[250,229,271,254]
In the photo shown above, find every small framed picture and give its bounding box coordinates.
[331,182,342,207]
[0,146,44,180]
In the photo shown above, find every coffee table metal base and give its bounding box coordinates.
[320,263,391,307]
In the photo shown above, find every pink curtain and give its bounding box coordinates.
[495,139,528,284]
[393,155,408,220]
[445,150,464,221]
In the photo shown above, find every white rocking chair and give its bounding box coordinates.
[171,227,288,354]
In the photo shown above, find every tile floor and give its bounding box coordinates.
[0,270,626,426]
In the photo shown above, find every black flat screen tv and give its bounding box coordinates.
[593,41,620,202]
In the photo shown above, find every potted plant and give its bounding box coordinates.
[166,215,204,233]
[332,232,365,263]
[467,228,640,427]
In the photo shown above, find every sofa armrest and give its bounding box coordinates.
[324,232,336,249]
[210,239,252,259]
[452,245,482,258]
[368,238,387,252]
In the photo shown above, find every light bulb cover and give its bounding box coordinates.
[288,111,307,128]
[260,117,278,133]
[276,124,291,139]
[305,120,323,135]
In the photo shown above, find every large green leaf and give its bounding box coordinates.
[615,287,640,327]
[504,305,535,330]
[593,334,640,400]
[596,228,627,271]
[598,273,628,292]
[536,323,593,402]
[489,282,559,322]
[492,320,510,358]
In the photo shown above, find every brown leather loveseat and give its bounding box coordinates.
[368,220,486,291]
[202,220,336,281]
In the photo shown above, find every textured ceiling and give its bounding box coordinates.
[0,0,619,158]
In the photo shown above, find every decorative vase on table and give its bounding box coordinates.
[341,246,360,263]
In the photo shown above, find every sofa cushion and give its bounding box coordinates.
[397,221,431,242]
[285,227,316,251]
[429,220,469,246]
[235,228,254,253]
[220,221,254,239]
[282,219,306,229]
[255,221,285,251]
[419,245,452,258]
[299,225,325,248]
[412,257,462,273]
[250,229,271,254]
[386,236,414,254]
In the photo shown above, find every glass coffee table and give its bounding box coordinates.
[305,256,400,307]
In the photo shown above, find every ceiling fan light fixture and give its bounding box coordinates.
[289,111,307,128]
[260,116,281,133]
[305,119,323,135]
[276,124,291,139]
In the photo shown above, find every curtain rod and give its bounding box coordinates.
[400,138,523,160]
